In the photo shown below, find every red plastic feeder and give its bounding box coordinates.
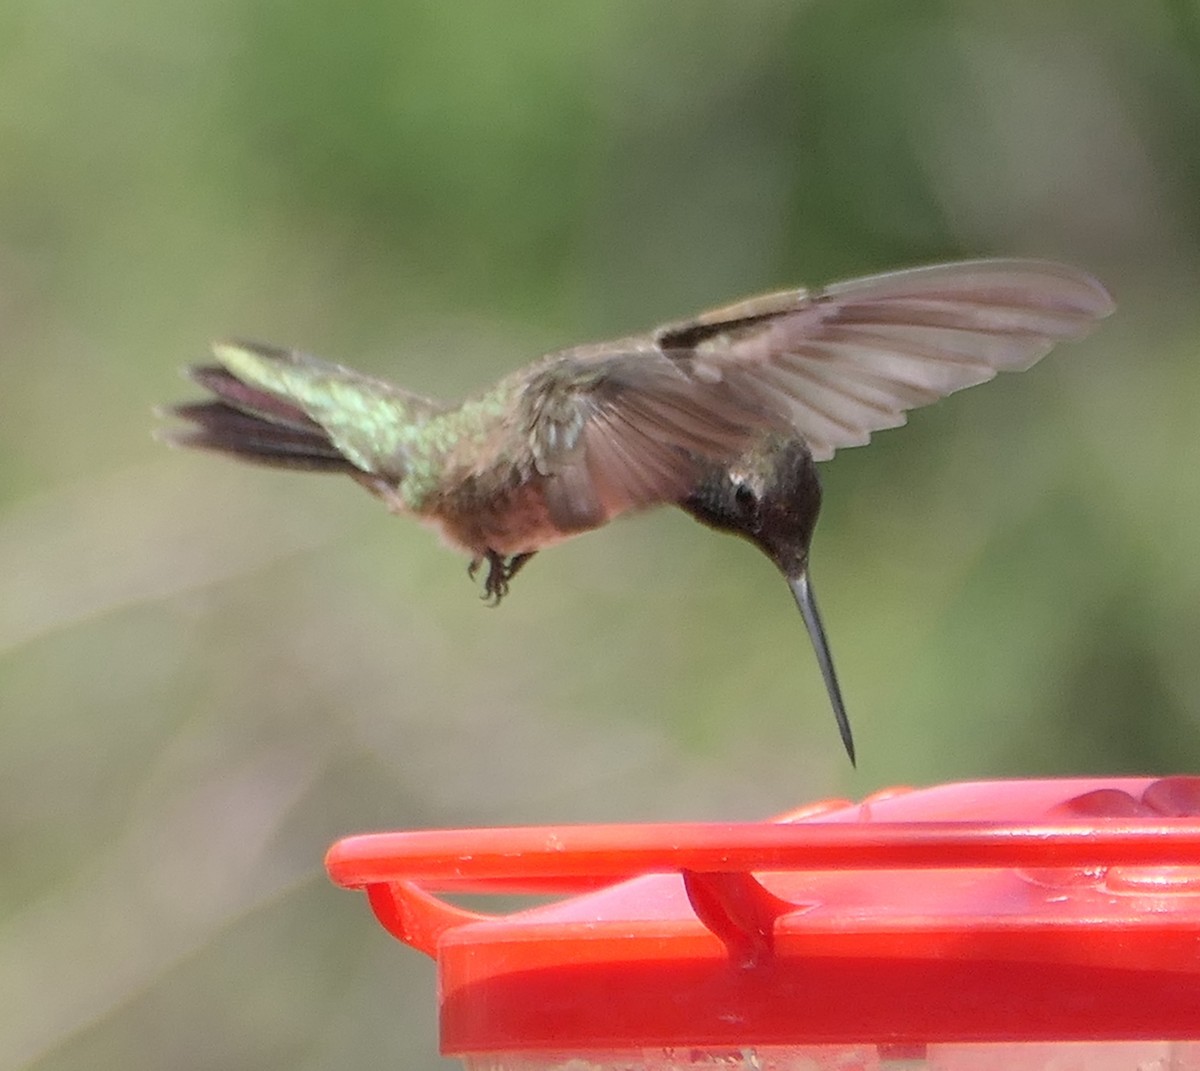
[326,778,1200,1069]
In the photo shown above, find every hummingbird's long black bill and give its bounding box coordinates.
[788,569,855,766]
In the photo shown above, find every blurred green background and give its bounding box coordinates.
[3,1,1200,1067]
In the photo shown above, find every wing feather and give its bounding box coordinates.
[531,259,1113,523]
[663,258,1113,462]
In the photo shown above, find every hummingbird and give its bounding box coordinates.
[163,258,1113,762]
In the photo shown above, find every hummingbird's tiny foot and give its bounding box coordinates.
[476,550,536,606]
[467,557,482,581]
[505,551,535,583]
[481,550,509,606]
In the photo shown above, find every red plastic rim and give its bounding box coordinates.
[327,777,1200,1052]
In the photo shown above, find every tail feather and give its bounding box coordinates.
[187,364,323,433]
[163,364,362,476]
[164,400,357,473]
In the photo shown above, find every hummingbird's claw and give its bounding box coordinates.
[474,550,536,606]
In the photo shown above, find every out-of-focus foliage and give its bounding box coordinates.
[2,2,1199,1068]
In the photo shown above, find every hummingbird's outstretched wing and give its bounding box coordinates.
[654,258,1114,462]
[530,259,1113,529]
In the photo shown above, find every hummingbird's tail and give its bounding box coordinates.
[162,365,358,474]
[164,339,435,484]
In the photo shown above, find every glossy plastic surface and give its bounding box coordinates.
[326,777,1200,1053]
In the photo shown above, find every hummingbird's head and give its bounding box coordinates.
[680,435,854,764]
[681,435,823,577]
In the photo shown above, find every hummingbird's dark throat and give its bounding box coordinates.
[468,550,536,605]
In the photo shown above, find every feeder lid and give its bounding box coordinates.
[326,777,1200,1052]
